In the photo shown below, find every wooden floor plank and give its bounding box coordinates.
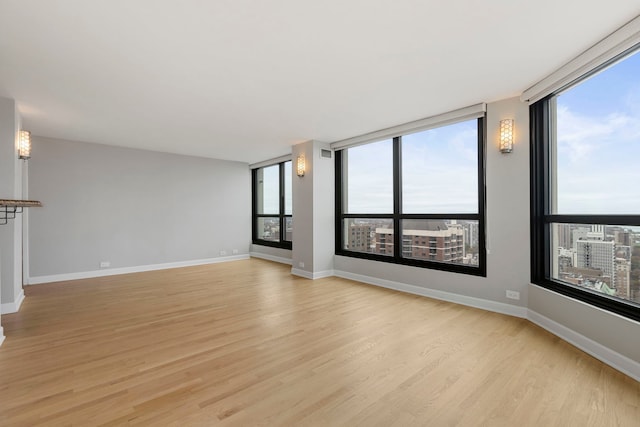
[0,258,637,426]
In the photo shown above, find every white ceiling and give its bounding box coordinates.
[1,1,639,164]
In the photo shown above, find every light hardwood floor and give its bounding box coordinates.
[0,259,638,426]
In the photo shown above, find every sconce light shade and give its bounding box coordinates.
[296,155,306,177]
[18,130,31,160]
[499,119,514,153]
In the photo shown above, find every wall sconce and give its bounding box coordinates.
[18,130,31,160]
[296,155,306,177]
[499,119,514,153]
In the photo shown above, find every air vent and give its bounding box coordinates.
[320,149,332,159]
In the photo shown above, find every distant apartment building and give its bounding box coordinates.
[557,223,573,249]
[576,239,615,287]
[463,222,479,249]
[615,230,631,247]
[375,220,465,263]
[615,258,631,300]
[572,226,591,249]
[374,227,395,255]
[346,223,374,252]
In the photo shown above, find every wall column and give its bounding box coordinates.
[291,140,334,278]
[0,96,25,319]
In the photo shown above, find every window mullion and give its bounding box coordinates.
[279,163,286,242]
[476,117,487,277]
[393,136,402,260]
[251,168,258,243]
[335,150,344,254]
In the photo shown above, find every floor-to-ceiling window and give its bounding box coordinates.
[531,45,640,321]
[252,160,292,249]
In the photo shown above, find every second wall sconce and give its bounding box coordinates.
[18,130,31,160]
[499,119,514,154]
[296,155,306,177]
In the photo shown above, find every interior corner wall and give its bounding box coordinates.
[250,244,292,264]
[28,137,251,279]
[528,285,640,363]
[0,97,25,312]
[333,97,531,309]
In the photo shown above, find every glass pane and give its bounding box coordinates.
[551,223,640,305]
[401,219,479,266]
[284,161,292,215]
[554,50,640,214]
[344,140,393,214]
[284,216,293,242]
[257,165,280,215]
[257,217,280,242]
[343,218,393,256]
[402,120,478,214]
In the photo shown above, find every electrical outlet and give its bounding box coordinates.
[298,261,305,268]
[220,250,227,256]
[232,249,239,255]
[99,261,110,268]
[506,290,520,300]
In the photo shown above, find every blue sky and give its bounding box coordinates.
[259,163,291,215]
[345,120,478,214]
[556,48,640,214]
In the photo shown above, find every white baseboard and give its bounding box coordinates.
[333,270,528,318]
[27,255,250,285]
[312,270,335,279]
[290,268,335,280]
[0,327,4,347]
[527,309,640,382]
[0,289,25,314]
[250,252,292,265]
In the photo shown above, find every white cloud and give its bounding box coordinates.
[345,122,479,213]
[556,102,640,214]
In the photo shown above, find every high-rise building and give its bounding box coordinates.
[557,223,572,249]
[463,221,479,249]
[374,220,466,264]
[346,223,374,252]
[615,230,631,246]
[374,227,394,255]
[576,239,615,287]
[572,226,590,249]
[615,258,631,300]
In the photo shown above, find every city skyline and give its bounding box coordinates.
[554,223,640,304]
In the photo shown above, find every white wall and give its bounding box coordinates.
[28,137,251,280]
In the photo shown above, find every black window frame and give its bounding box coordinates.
[252,161,292,250]
[335,117,487,277]
[530,47,640,322]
